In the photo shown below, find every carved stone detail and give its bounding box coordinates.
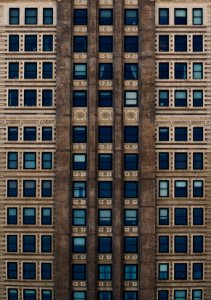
[98,109,113,121]
[73,108,88,121]
[124,109,139,122]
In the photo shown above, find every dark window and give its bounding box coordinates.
[73,182,86,198]
[42,152,52,169]
[175,90,187,107]
[99,9,113,25]
[124,63,138,80]
[124,126,138,143]
[24,127,36,141]
[193,35,203,52]
[9,35,19,51]
[42,127,52,141]
[7,180,17,197]
[159,236,169,253]
[124,9,138,25]
[74,64,87,80]
[175,208,187,225]
[23,262,36,279]
[159,152,169,170]
[175,35,187,52]
[159,35,169,52]
[159,208,169,225]
[25,35,37,51]
[193,180,203,197]
[99,91,112,107]
[24,90,36,106]
[193,153,203,170]
[43,35,53,51]
[73,154,86,170]
[124,237,138,253]
[23,152,36,169]
[8,289,18,300]
[175,127,187,141]
[73,292,86,300]
[43,8,53,25]
[99,36,113,52]
[8,152,18,169]
[7,235,17,252]
[73,91,87,107]
[41,263,52,279]
[23,235,36,252]
[124,264,138,280]
[9,8,19,25]
[159,8,169,25]
[41,180,52,197]
[8,90,18,106]
[193,63,203,79]
[42,90,53,106]
[175,153,187,169]
[175,63,187,79]
[73,126,87,143]
[24,62,37,79]
[23,180,36,197]
[9,62,19,79]
[98,292,112,300]
[174,263,187,280]
[159,90,169,107]
[193,9,203,25]
[23,208,36,225]
[43,62,53,79]
[8,127,18,141]
[99,63,113,80]
[192,290,202,300]
[124,91,138,107]
[159,263,169,280]
[23,290,36,300]
[98,126,112,143]
[124,209,138,226]
[42,290,52,300]
[124,154,138,170]
[98,154,112,170]
[159,127,169,141]
[98,209,112,226]
[41,208,52,225]
[124,291,138,300]
[72,264,86,280]
[25,8,37,25]
[98,181,112,198]
[159,63,169,79]
[73,237,86,253]
[175,236,187,253]
[158,290,169,300]
[7,208,17,225]
[193,90,203,107]
[174,9,187,25]
[7,262,17,279]
[41,235,52,253]
[74,9,87,25]
[193,127,203,141]
[98,265,112,280]
[124,36,138,52]
[124,181,138,198]
[193,208,203,225]
[193,236,203,253]
[193,263,203,280]
[73,209,86,226]
[74,36,87,52]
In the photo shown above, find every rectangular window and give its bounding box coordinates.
[41,263,52,279]
[24,90,37,106]
[193,180,203,197]
[124,91,138,107]
[99,63,113,80]
[124,264,138,280]
[193,236,203,253]
[174,263,187,280]
[175,208,187,225]
[73,91,87,107]
[7,208,17,224]
[23,180,36,197]
[25,35,37,51]
[124,292,137,300]
[8,289,18,300]
[159,208,169,225]
[23,290,36,300]
[7,180,18,197]
[7,235,17,252]
[8,90,18,106]
[124,9,138,25]
[174,9,187,25]
[193,153,203,170]
[124,237,138,253]
[159,180,169,197]
[99,126,112,143]
[99,91,112,107]
[43,35,53,51]
[175,63,187,79]
[25,8,37,25]
[73,292,86,300]
[159,63,169,79]
[174,236,187,253]
[73,126,87,143]
[42,127,52,141]
[43,62,53,79]
[159,152,169,170]
[41,235,52,253]
[124,36,138,52]
[9,35,19,51]
[41,208,52,225]
[24,152,36,169]
[74,36,87,52]
[72,264,86,280]
[74,9,87,25]
[73,154,87,170]
[73,182,87,198]
[99,9,113,25]
[7,262,17,279]
[193,8,203,25]
[24,127,36,141]
[41,180,52,197]
[73,237,86,253]
[24,62,37,79]
[175,90,187,107]
[193,263,203,280]
[159,8,169,25]
[8,127,18,141]
[42,152,52,169]
[124,154,138,170]
[175,180,187,197]
[99,36,113,53]
[43,8,53,25]
[124,209,138,226]
[23,235,36,252]
[9,62,19,79]
[159,263,169,280]
[193,127,203,141]
[175,35,187,52]
[192,290,202,300]
[23,208,36,224]
[42,90,53,106]
[159,127,169,141]
[193,35,203,52]
[159,236,169,253]
[42,290,52,300]
[193,63,203,79]
[23,262,36,279]
[193,90,203,107]
[124,63,138,80]
[175,127,187,141]
[98,264,112,280]
[98,154,112,170]
[124,181,138,198]
[98,209,112,226]
[159,35,169,52]
[73,209,86,226]
[175,153,187,169]
[98,181,112,198]
[74,64,87,80]
[158,290,169,300]
[9,8,20,25]
[193,208,203,225]
[8,152,18,169]
[159,90,169,107]
[124,126,138,143]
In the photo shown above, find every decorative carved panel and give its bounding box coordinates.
[98,108,113,121]
[72,108,88,122]
[124,109,139,122]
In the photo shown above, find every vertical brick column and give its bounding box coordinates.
[87,1,98,299]
[113,1,124,299]
[139,1,156,299]
[56,1,72,299]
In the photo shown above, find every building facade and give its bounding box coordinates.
[0,0,210,300]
